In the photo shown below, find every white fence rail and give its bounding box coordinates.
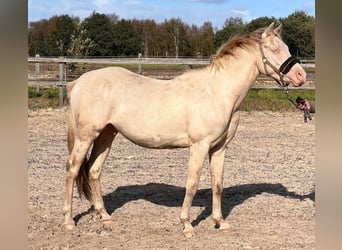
[28,56,315,106]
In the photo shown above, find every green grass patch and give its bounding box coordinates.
[241,88,315,112]
[28,86,61,99]
[28,86,67,109]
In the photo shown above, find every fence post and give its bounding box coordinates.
[138,53,142,74]
[35,54,40,91]
[59,57,65,107]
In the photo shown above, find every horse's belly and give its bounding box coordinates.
[119,129,190,149]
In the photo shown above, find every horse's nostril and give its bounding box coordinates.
[297,70,306,82]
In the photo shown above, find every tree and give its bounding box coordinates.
[67,29,95,57]
[245,16,278,33]
[50,15,79,56]
[280,11,315,57]
[28,15,78,56]
[28,19,51,56]
[112,19,141,56]
[188,21,214,57]
[213,17,246,50]
[157,18,193,57]
[80,12,115,56]
[200,21,215,57]
[27,11,314,58]
[131,19,159,57]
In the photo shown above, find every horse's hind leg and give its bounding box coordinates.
[63,138,93,230]
[88,125,117,224]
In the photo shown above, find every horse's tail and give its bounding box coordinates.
[66,80,93,202]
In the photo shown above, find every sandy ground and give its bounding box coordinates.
[28,108,315,249]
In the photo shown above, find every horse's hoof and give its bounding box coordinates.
[183,228,196,238]
[101,218,114,226]
[219,221,231,231]
[63,222,75,230]
[182,220,196,238]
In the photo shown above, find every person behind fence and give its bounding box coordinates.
[296,96,315,113]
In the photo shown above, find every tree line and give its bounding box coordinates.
[28,11,314,58]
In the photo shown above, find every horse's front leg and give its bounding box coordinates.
[209,147,230,231]
[209,111,240,231]
[180,141,209,238]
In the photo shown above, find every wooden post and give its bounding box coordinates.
[59,58,65,107]
[138,53,142,74]
[35,54,40,91]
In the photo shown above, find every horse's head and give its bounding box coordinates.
[257,23,306,87]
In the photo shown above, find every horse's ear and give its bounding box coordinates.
[261,22,274,39]
[274,23,282,35]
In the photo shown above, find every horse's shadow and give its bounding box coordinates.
[74,182,314,226]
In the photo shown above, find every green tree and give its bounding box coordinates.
[27,10,314,59]
[131,19,159,57]
[280,11,315,57]
[80,12,114,56]
[112,19,141,56]
[28,15,78,56]
[213,17,246,50]
[28,19,51,56]
[245,16,278,33]
[50,15,79,56]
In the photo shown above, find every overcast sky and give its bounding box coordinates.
[28,0,315,29]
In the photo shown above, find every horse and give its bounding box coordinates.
[63,23,306,238]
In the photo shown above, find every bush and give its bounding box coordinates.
[28,86,67,109]
[28,87,43,98]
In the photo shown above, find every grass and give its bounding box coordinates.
[241,88,315,112]
[28,86,67,109]
[28,86,315,111]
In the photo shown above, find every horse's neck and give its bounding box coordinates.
[210,49,259,111]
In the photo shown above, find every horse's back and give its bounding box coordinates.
[70,67,186,140]
[68,66,229,148]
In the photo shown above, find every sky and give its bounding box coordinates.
[28,0,315,29]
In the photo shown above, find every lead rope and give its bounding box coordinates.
[283,86,312,123]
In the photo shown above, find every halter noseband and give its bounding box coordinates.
[279,56,301,75]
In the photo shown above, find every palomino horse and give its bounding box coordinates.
[63,23,306,238]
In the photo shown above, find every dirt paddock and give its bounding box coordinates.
[28,108,315,249]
